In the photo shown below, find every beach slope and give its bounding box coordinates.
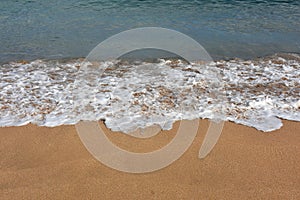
[0,120,299,199]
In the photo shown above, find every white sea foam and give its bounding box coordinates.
[0,54,299,132]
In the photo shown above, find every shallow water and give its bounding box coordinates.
[0,54,299,132]
[0,0,300,62]
[1,1,299,132]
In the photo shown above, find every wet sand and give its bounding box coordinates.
[0,120,299,199]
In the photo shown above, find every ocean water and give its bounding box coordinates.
[0,54,299,132]
[0,0,299,132]
[0,0,300,62]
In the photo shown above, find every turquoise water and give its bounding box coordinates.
[0,0,300,62]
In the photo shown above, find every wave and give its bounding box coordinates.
[0,53,299,133]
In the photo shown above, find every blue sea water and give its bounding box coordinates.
[0,0,300,131]
[0,0,300,62]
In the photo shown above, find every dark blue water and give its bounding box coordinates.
[0,0,299,62]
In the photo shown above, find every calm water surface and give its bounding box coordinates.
[0,0,299,62]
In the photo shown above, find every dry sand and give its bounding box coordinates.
[0,120,299,199]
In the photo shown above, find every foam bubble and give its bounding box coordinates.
[0,54,299,132]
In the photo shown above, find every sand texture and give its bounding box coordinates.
[0,120,299,199]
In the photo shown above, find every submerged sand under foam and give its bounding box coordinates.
[0,54,299,132]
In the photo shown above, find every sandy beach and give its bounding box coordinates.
[1,0,300,199]
[0,120,299,199]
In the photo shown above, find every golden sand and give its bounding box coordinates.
[0,120,299,199]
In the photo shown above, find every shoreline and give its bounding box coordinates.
[1,120,299,199]
[1,53,299,132]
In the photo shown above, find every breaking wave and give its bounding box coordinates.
[0,53,299,133]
